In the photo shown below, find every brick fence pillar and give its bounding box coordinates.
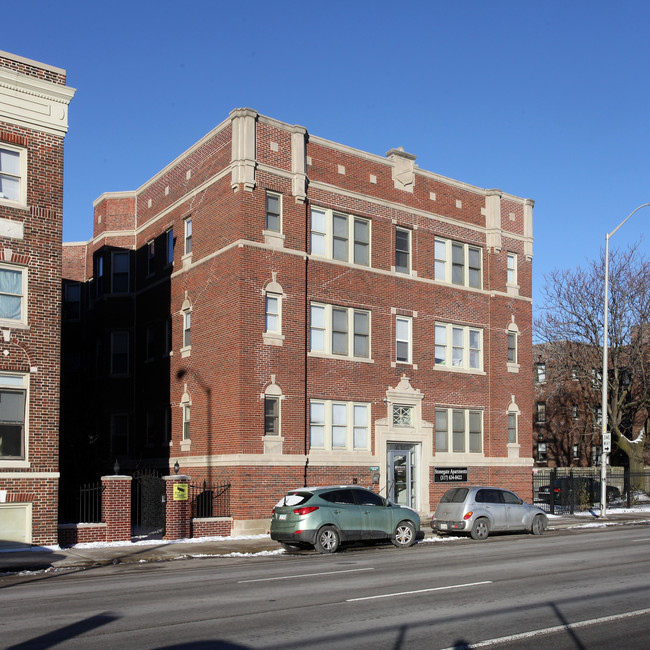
[163,474,192,540]
[101,475,132,542]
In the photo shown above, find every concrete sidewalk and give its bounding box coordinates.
[2,510,649,573]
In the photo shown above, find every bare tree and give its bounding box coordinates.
[535,243,650,471]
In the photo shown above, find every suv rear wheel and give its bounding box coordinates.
[314,525,340,553]
[470,517,490,541]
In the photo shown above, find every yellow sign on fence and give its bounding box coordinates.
[173,483,189,501]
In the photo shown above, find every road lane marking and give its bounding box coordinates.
[238,567,375,583]
[440,606,650,649]
[346,580,492,602]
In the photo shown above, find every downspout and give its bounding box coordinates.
[304,204,310,487]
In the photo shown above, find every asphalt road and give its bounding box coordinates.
[1,525,649,649]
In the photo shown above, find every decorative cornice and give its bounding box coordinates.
[0,68,75,136]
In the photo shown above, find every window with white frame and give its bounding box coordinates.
[396,316,412,363]
[184,217,192,255]
[310,303,370,359]
[110,413,129,456]
[309,400,369,450]
[110,331,129,375]
[536,363,546,382]
[572,405,579,419]
[0,144,26,205]
[537,442,547,462]
[0,265,26,325]
[395,228,411,273]
[0,373,28,460]
[182,310,191,349]
[435,408,483,453]
[264,396,280,436]
[265,293,281,334]
[573,444,579,460]
[434,323,482,371]
[310,207,370,266]
[507,331,517,364]
[536,402,546,423]
[181,394,191,441]
[508,411,518,444]
[507,253,517,285]
[434,238,482,288]
[392,404,414,427]
[265,192,281,232]
[166,228,174,265]
[111,251,130,294]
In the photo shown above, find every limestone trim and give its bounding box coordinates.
[230,107,257,191]
[0,68,75,136]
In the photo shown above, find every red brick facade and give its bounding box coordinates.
[0,51,74,546]
[62,108,534,535]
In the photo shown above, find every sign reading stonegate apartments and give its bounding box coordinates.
[434,467,468,483]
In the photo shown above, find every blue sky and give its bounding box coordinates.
[4,0,650,310]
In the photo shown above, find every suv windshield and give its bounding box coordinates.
[440,488,469,503]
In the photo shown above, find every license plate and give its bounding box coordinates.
[440,523,448,530]
[278,514,286,520]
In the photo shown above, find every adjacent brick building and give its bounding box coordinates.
[62,108,534,535]
[0,51,75,546]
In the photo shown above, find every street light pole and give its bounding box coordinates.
[600,202,650,517]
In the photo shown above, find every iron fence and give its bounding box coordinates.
[532,467,650,514]
[59,482,104,524]
[190,481,231,518]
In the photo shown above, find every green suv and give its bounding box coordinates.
[270,485,420,553]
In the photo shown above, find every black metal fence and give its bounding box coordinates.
[59,482,104,524]
[190,481,231,518]
[532,467,650,515]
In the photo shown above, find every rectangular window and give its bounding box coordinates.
[309,400,369,450]
[110,331,129,375]
[96,255,104,296]
[573,444,579,459]
[63,283,81,320]
[435,323,482,371]
[572,405,579,419]
[183,404,191,440]
[435,408,483,454]
[536,402,546,423]
[147,241,155,275]
[310,207,370,266]
[536,363,546,382]
[110,414,129,456]
[111,251,130,294]
[166,228,174,265]
[184,217,192,255]
[265,192,281,232]
[310,303,370,359]
[183,311,191,348]
[395,228,410,273]
[507,253,517,285]
[508,412,517,444]
[0,374,27,460]
[434,238,482,288]
[507,332,517,364]
[265,295,280,333]
[0,266,25,323]
[264,396,280,435]
[0,145,25,205]
[396,316,412,363]
[537,442,547,462]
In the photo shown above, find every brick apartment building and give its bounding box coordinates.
[62,108,534,534]
[0,51,75,546]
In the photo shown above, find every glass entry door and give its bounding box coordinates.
[387,446,416,508]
